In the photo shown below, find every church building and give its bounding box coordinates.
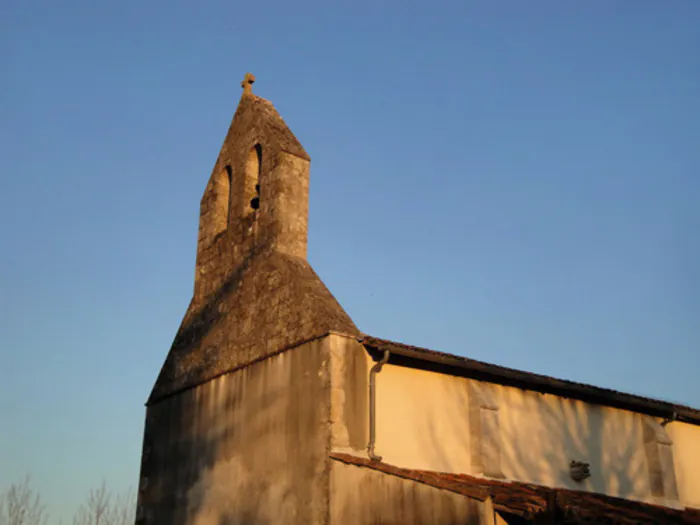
[135,74,700,525]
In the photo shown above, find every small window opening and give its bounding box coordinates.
[245,145,262,213]
[251,184,260,210]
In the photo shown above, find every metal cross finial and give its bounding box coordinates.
[241,72,255,95]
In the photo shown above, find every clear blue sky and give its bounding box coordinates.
[1,0,698,521]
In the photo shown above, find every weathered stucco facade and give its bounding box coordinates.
[139,338,332,525]
[325,334,700,518]
[136,75,700,525]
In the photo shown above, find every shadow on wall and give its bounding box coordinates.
[423,378,471,473]
[497,385,648,500]
[146,372,296,525]
[139,253,261,524]
[430,376,649,500]
[141,313,330,525]
[187,455,296,525]
[168,248,259,382]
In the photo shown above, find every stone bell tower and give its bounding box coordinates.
[193,73,311,302]
[136,74,358,525]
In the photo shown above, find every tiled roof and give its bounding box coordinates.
[331,453,700,525]
[148,251,358,403]
[361,336,700,425]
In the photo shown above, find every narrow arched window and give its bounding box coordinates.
[244,145,262,214]
[212,165,232,236]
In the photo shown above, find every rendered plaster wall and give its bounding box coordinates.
[328,337,699,510]
[136,337,332,525]
[329,460,486,525]
[495,384,651,502]
[328,337,474,473]
[328,335,490,524]
[329,334,370,452]
[668,422,700,508]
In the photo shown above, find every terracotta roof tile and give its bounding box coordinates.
[330,452,700,525]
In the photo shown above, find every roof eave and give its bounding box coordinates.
[360,336,700,426]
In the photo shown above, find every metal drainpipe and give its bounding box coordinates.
[367,349,390,462]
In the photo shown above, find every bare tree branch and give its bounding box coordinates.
[109,488,135,525]
[72,483,135,525]
[0,477,47,525]
[1,477,134,525]
[72,482,110,525]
